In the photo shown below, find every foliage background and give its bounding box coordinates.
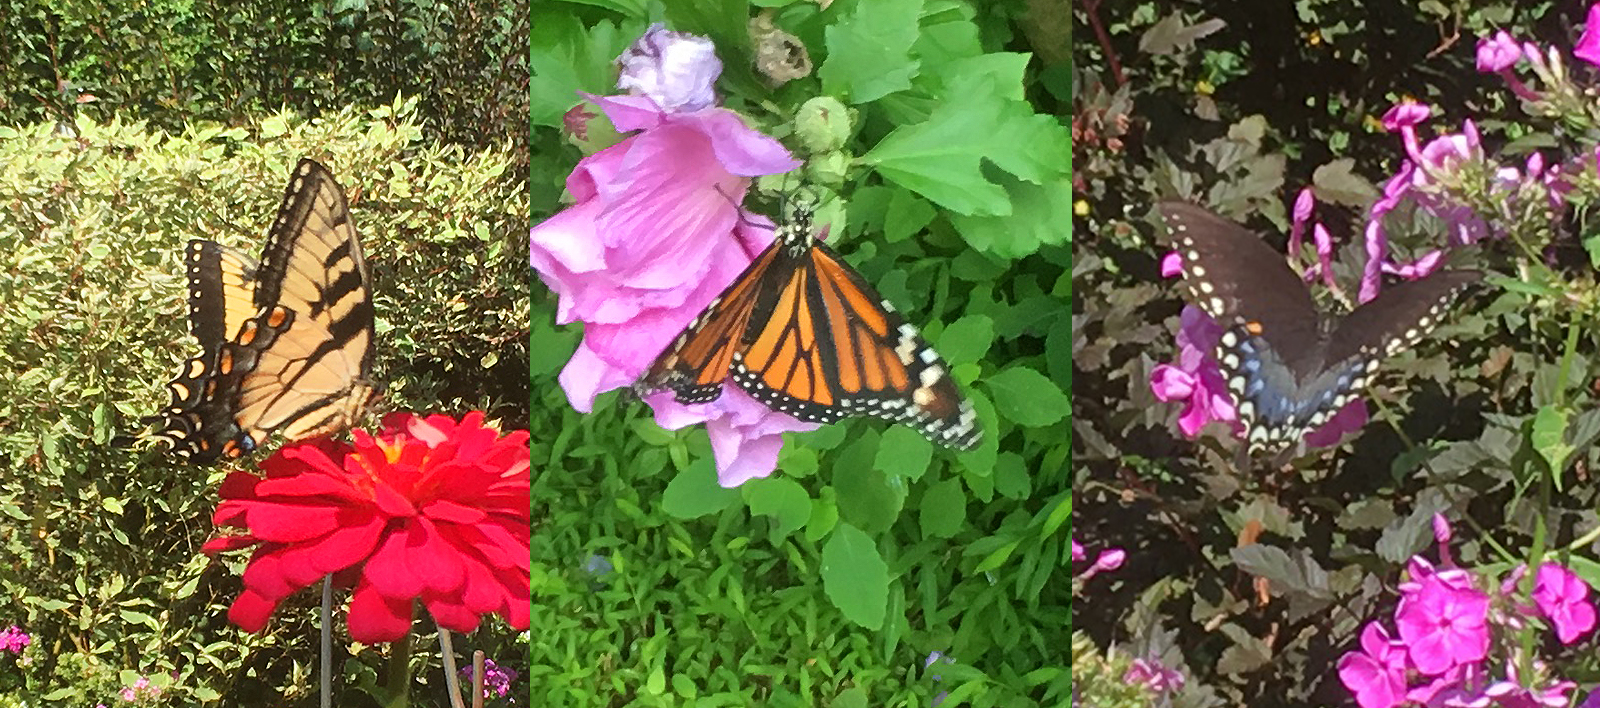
[0,1,530,705]
[528,0,1070,706]
[1073,1,1600,706]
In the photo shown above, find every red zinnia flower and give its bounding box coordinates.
[203,412,531,643]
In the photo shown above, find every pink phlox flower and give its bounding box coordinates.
[1412,125,1483,189]
[0,625,28,654]
[529,86,805,485]
[1150,306,1239,437]
[1407,660,1488,707]
[1289,187,1315,255]
[1382,102,1432,131]
[616,23,723,112]
[1575,4,1600,67]
[1095,548,1126,573]
[1160,250,1183,277]
[1480,659,1578,708]
[1531,563,1597,645]
[1396,570,1491,676]
[1071,538,1086,562]
[1125,657,1185,693]
[1382,250,1446,280]
[1478,30,1525,72]
[1339,622,1411,708]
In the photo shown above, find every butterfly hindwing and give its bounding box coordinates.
[641,206,981,450]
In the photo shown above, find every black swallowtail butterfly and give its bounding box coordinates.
[1158,201,1481,455]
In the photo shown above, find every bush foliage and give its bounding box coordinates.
[0,99,527,704]
[528,0,1069,705]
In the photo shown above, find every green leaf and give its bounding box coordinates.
[529,15,638,128]
[743,476,812,540]
[883,188,936,243]
[985,366,1068,426]
[860,76,1016,216]
[919,478,967,538]
[949,176,1073,257]
[938,314,995,366]
[821,522,890,629]
[806,490,840,541]
[662,458,739,519]
[874,426,932,482]
[831,686,869,708]
[1532,405,1573,485]
[818,0,922,103]
[994,452,1031,500]
[832,435,908,531]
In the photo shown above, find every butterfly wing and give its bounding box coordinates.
[231,158,375,447]
[122,239,264,461]
[740,239,979,450]
[1159,201,1323,372]
[1324,269,1482,364]
[644,214,980,451]
[642,238,789,403]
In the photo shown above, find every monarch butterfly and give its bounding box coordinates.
[122,158,376,463]
[639,201,981,450]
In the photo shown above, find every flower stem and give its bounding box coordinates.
[321,576,333,708]
[382,632,413,708]
[439,626,465,708]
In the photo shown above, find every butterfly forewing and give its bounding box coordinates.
[1159,201,1323,372]
[1324,269,1482,364]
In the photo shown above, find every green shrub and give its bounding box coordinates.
[0,96,527,704]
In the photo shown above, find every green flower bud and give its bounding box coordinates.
[794,96,853,154]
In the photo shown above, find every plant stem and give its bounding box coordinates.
[383,631,413,708]
[321,576,334,708]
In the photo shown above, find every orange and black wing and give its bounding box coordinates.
[642,213,981,451]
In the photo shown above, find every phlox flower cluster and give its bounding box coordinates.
[119,676,163,703]
[1338,515,1596,708]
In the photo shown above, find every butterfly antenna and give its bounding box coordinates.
[713,184,777,233]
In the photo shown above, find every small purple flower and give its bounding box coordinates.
[1576,4,1600,67]
[923,651,954,706]
[616,23,722,112]
[462,657,519,700]
[1395,571,1491,676]
[1532,563,1597,645]
[1338,622,1410,708]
